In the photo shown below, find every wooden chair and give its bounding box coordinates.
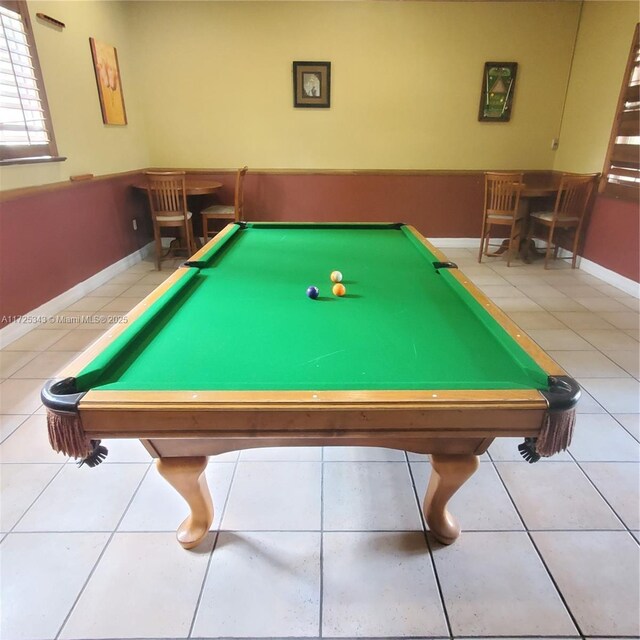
[478,172,525,267]
[526,172,598,269]
[201,166,248,243]
[145,171,197,270]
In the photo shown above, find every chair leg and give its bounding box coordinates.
[506,227,514,267]
[506,220,520,267]
[186,222,195,256]
[544,227,554,269]
[570,230,579,268]
[479,224,492,261]
[507,233,518,267]
[185,225,191,256]
[205,216,212,244]
[186,226,194,256]
[153,225,163,271]
[553,227,564,261]
[478,225,486,263]
[524,221,534,263]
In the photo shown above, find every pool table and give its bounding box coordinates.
[42,222,579,549]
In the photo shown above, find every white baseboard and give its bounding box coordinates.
[0,242,154,348]
[428,237,480,248]
[577,257,640,298]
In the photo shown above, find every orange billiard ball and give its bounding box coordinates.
[332,283,346,297]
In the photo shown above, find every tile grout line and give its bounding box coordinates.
[545,350,636,382]
[318,446,325,638]
[5,526,636,535]
[65,636,456,640]
[404,450,455,640]
[490,458,586,639]
[568,452,638,539]
[611,415,640,444]
[0,348,40,379]
[6,525,638,534]
[1,460,68,538]
[53,462,154,640]
[490,455,635,536]
[484,273,638,379]
[0,413,30,444]
[3,254,638,639]
[0,460,158,465]
[497,276,637,413]
[188,451,241,639]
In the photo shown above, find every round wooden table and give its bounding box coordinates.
[133,177,224,253]
[132,177,223,195]
[492,181,560,261]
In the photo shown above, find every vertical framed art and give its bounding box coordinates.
[293,61,331,108]
[89,37,127,125]
[478,62,517,122]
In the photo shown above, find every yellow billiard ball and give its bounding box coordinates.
[330,270,343,283]
[332,283,346,297]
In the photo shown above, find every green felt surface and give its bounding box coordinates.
[78,223,549,392]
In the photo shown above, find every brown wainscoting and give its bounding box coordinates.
[1,168,491,329]
[7,167,634,330]
[0,172,153,327]
[185,169,493,238]
[582,193,640,283]
[0,169,141,202]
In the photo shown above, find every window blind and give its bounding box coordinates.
[0,0,57,161]
[601,23,640,199]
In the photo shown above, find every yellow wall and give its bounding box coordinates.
[127,1,581,171]
[0,0,149,190]
[554,1,639,173]
[3,0,636,188]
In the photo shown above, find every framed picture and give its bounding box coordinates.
[478,62,517,122]
[293,61,331,108]
[89,37,127,125]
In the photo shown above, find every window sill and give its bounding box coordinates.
[0,155,67,167]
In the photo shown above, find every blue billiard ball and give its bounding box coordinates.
[306,286,319,299]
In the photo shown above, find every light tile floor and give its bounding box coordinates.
[1,250,639,640]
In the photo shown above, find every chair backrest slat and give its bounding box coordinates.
[144,171,188,220]
[484,172,524,217]
[554,173,598,222]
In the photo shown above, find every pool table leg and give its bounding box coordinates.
[424,453,479,545]
[156,456,213,550]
